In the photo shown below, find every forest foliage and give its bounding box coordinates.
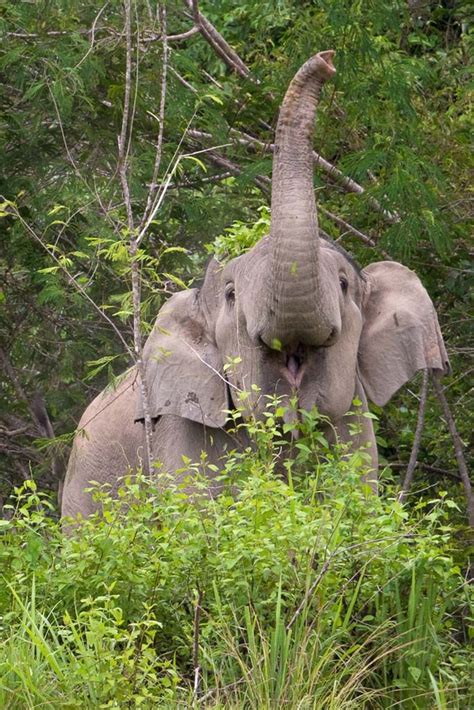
[1,0,472,501]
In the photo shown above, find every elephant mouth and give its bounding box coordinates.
[281,345,306,387]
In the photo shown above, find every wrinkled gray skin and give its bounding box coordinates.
[62,52,449,519]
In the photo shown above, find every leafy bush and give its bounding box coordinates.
[1,404,472,708]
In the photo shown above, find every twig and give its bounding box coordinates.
[431,373,474,527]
[168,170,233,189]
[142,26,199,43]
[73,2,109,70]
[205,149,271,196]
[399,370,429,502]
[118,0,154,474]
[7,25,199,44]
[169,65,198,94]
[193,587,204,698]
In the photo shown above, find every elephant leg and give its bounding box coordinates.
[333,379,378,492]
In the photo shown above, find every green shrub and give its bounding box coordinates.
[0,404,472,708]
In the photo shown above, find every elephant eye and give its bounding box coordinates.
[339,275,348,294]
[225,284,235,305]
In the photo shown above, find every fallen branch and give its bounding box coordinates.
[431,373,474,527]
[398,370,429,502]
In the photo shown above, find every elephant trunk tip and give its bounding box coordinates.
[315,50,336,79]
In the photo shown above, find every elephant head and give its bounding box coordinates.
[136,52,448,451]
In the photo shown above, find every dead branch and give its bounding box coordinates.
[181,6,400,224]
[319,206,392,258]
[141,2,169,229]
[431,373,474,527]
[399,370,429,502]
[187,0,252,80]
[188,128,399,230]
[117,0,154,475]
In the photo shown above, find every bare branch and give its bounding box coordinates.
[188,128,399,228]
[319,206,392,258]
[141,2,169,229]
[431,373,474,527]
[169,170,233,189]
[388,462,461,482]
[169,65,198,94]
[73,3,109,70]
[398,369,429,502]
[187,0,252,80]
[205,149,270,197]
[118,0,154,474]
[143,26,199,43]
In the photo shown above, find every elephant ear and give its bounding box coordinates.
[358,261,449,406]
[135,288,228,427]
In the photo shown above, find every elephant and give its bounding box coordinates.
[61,51,449,519]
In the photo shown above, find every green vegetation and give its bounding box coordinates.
[1,0,472,496]
[1,408,472,707]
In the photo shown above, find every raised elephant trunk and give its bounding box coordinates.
[261,51,336,348]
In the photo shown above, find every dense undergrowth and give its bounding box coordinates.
[1,406,472,708]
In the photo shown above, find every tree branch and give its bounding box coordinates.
[141,2,169,230]
[398,369,429,502]
[187,0,252,80]
[431,373,474,527]
[118,0,154,474]
[388,461,461,482]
